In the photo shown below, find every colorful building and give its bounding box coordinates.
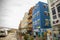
[32,1,51,36]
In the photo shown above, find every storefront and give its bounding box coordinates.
[53,26,60,40]
[47,29,53,40]
[40,28,53,40]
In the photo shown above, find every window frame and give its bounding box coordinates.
[43,4,47,8]
[45,19,50,26]
[44,11,49,16]
[56,3,60,12]
[56,3,60,17]
[53,15,57,19]
[52,7,56,15]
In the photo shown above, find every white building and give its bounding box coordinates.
[47,0,60,26]
[47,0,60,38]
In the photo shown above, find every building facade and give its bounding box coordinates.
[28,7,34,34]
[47,0,60,26]
[19,13,28,33]
[32,1,51,36]
[47,0,60,39]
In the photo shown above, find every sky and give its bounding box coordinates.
[0,0,47,29]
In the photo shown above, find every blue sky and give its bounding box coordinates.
[0,0,47,29]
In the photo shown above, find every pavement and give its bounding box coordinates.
[0,33,17,40]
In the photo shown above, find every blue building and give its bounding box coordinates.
[32,1,51,36]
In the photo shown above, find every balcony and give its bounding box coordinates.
[28,24,32,27]
[27,24,33,30]
[28,19,32,23]
[28,22,32,25]
[28,14,32,19]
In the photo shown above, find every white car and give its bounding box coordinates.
[0,29,8,37]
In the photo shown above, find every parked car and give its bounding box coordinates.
[0,29,8,37]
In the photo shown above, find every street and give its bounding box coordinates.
[0,33,17,40]
[0,0,60,40]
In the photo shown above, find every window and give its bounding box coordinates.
[34,6,37,10]
[54,33,56,37]
[37,26,40,29]
[36,4,39,7]
[37,19,40,25]
[34,21,36,25]
[57,5,60,12]
[43,4,47,8]
[34,13,37,18]
[32,15,34,18]
[44,11,49,16]
[53,15,57,19]
[53,21,55,24]
[37,11,40,16]
[0,31,5,33]
[45,19,49,26]
[52,7,56,15]
[52,7,57,19]
[36,13,37,17]
[56,3,60,17]
[58,14,60,17]
[56,3,60,12]
[33,22,35,25]
[36,20,37,24]
[48,12,50,16]
[37,19,40,22]
[56,20,59,23]
[33,14,36,18]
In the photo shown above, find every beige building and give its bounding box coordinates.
[27,7,34,34]
[19,12,28,33]
[22,12,28,28]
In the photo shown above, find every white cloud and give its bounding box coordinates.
[0,0,47,29]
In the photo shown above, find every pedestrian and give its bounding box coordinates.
[36,35,39,40]
[58,32,60,40]
[19,33,22,40]
[47,32,51,40]
[50,32,53,40]
[35,32,39,40]
[24,33,28,40]
[30,35,34,40]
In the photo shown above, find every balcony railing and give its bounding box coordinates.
[28,14,32,19]
[28,22,32,25]
[28,19,32,23]
[28,24,32,27]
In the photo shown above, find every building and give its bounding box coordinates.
[19,20,22,32]
[32,1,51,36]
[28,7,34,34]
[19,13,28,33]
[47,0,60,39]
[47,0,60,27]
